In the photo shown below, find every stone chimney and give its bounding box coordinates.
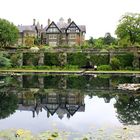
[41,24,43,29]
[68,18,71,24]
[33,19,36,26]
[37,21,40,27]
[48,19,51,26]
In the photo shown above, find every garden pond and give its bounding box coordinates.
[0,73,140,139]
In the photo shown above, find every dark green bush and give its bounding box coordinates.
[110,57,121,70]
[44,53,59,66]
[23,53,39,66]
[0,53,11,67]
[67,53,87,67]
[90,54,109,66]
[116,53,134,69]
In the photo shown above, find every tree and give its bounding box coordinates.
[94,37,104,48]
[114,94,140,125]
[88,37,95,46]
[103,32,117,45]
[0,18,19,48]
[0,88,18,119]
[115,13,140,45]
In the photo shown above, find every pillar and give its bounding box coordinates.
[18,53,23,67]
[38,77,44,88]
[133,52,140,69]
[109,51,114,63]
[38,52,44,66]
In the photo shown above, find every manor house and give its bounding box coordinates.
[17,18,86,46]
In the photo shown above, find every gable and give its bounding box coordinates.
[66,21,81,33]
[46,22,61,33]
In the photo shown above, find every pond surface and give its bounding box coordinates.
[0,74,140,135]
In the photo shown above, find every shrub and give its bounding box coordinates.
[23,53,39,66]
[110,57,121,70]
[0,53,11,67]
[97,65,112,71]
[90,54,109,66]
[116,53,134,69]
[67,53,87,67]
[44,53,59,66]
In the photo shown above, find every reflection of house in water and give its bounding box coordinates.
[18,90,85,119]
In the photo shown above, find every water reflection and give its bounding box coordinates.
[18,91,85,119]
[115,94,140,125]
[0,74,140,127]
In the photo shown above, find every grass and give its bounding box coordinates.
[0,68,140,74]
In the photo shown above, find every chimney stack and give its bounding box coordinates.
[68,18,71,24]
[48,19,51,26]
[41,24,43,29]
[33,19,36,26]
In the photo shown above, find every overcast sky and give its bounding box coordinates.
[0,0,140,39]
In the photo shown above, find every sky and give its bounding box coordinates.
[0,0,140,39]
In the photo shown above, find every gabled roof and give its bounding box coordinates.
[79,25,86,33]
[17,25,36,32]
[66,21,81,32]
[45,21,61,33]
[43,20,86,33]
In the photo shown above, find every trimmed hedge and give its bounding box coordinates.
[3,52,135,70]
[67,53,109,67]
[44,53,59,66]
[67,53,88,67]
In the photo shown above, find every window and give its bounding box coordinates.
[47,28,59,33]
[67,29,70,33]
[49,41,57,46]
[69,34,76,39]
[76,29,79,33]
[68,41,76,46]
[49,34,57,39]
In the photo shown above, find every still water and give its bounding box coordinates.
[0,74,140,134]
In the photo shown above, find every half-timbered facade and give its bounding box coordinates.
[42,18,86,46]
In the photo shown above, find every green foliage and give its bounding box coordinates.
[90,54,109,66]
[94,37,104,48]
[67,53,87,67]
[114,95,140,125]
[0,18,19,48]
[34,37,41,45]
[24,36,34,47]
[116,53,134,69]
[0,92,18,119]
[81,41,89,49]
[44,53,59,66]
[23,53,39,66]
[10,53,22,67]
[0,53,11,67]
[110,57,121,70]
[97,65,112,71]
[88,37,95,47]
[103,32,117,45]
[115,13,140,46]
